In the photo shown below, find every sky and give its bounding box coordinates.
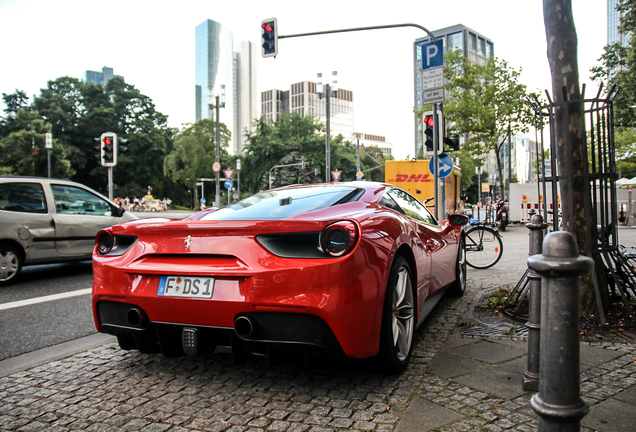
[0,0,608,160]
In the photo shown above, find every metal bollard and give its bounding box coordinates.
[527,231,593,432]
[523,213,548,391]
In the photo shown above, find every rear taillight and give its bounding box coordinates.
[321,221,359,257]
[96,230,114,254]
[95,231,137,256]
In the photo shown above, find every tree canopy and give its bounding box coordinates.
[2,76,391,208]
[592,0,636,178]
[1,77,178,200]
[442,50,534,198]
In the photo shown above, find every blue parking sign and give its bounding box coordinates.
[420,39,444,70]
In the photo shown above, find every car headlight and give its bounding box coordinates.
[96,230,137,256]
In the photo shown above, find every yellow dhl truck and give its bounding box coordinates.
[384,159,463,217]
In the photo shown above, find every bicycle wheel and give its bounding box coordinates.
[465,226,503,269]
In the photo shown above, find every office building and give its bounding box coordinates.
[261,80,354,140]
[608,0,625,46]
[352,133,393,158]
[195,19,258,154]
[413,25,494,154]
[83,66,123,87]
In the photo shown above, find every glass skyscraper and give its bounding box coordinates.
[195,20,257,154]
[608,0,624,46]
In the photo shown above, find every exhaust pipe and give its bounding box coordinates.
[127,307,148,328]
[235,315,256,338]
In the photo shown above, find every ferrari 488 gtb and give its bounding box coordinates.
[92,182,468,373]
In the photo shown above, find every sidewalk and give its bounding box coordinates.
[395,225,636,432]
[0,226,634,431]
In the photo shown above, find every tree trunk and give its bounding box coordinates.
[543,0,609,315]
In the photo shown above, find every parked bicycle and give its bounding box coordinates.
[464,220,504,269]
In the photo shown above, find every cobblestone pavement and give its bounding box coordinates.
[1,226,635,431]
[0,281,472,432]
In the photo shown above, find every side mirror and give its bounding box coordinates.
[113,205,126,218]
[441,213,469,234]
[448,213,469,227]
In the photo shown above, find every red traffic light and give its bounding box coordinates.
[262,23,272,32]
[103,138,112,145]
[424,116,434,127]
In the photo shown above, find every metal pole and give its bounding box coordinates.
[107,167,113,201]
[528,231,592,432]
[629,188,633,227]
[433,103,439,219]
[523,213,548,392]
[325,84,331,182]
[356,136,361,175]
[237,159,241,199]
[215,95,221,208]
[47,149,51,178]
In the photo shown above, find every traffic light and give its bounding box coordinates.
[261,18,278,58]
[424,114,435,153]
[100,132,117,167]
[423,111,444,155]
[444,134,460,152]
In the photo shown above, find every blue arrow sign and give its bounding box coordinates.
[429,154,453,179]
[224,180,234,189]
[420,39,444,70]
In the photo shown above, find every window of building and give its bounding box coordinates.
[478,37,486,56]
[447,32,463,53]
[469,32,477,52]
[486,41,494,58]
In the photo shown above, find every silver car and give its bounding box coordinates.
[0,176,137,286]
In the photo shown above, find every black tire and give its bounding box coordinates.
[499,220,508,231]
[375,256,415,374]
[447,236,467,297]
[0,244,23,286]
[465,226,503,269]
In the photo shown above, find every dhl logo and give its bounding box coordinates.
[386,174,433,183]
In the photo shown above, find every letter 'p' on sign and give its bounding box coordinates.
[420,39,444,70]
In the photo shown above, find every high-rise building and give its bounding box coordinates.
[83,66,123,87]
[413,25,494,154]
[608,0,625,46]
[195,19,257,154]
[261,80,354,140]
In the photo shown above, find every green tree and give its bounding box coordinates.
[592,0,636,181]
[614,128,636,177]
[242,113,326,192]
[164,119,231,206]
[442,50,533,199]
[0,108,74,178]
[241,112,386,192]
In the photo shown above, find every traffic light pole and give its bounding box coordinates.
[108,167,113,201]
[433,103,439,219]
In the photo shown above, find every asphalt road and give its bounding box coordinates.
[0,210,197,361]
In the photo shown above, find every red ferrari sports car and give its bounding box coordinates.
[92,182,468,373]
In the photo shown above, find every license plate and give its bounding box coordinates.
[157,276,214,299]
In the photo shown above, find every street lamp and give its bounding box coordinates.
[208,85,226,208]
[317,71,338,182]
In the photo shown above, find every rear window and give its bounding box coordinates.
[200,186,362,220]
[0,182,48,213]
